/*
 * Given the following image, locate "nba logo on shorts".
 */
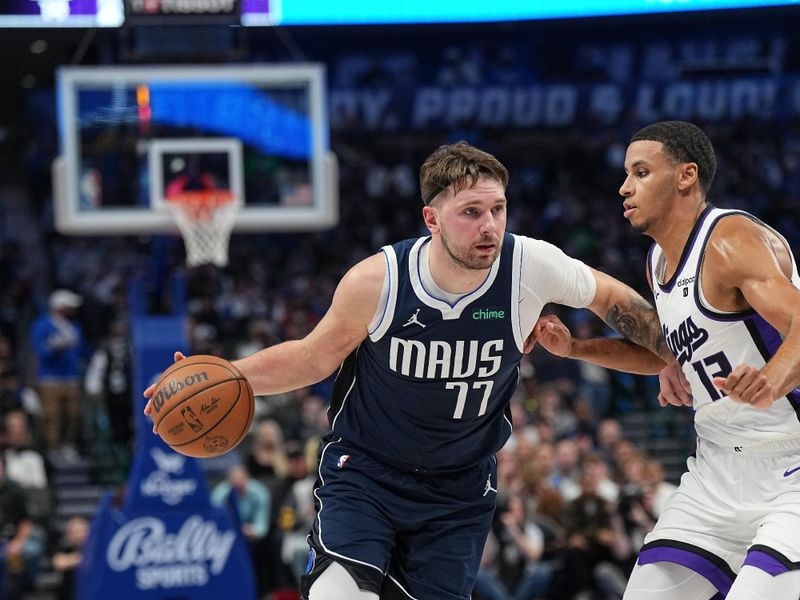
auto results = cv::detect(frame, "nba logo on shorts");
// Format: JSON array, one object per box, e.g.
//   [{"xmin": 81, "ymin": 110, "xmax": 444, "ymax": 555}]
[{"xmin": 337, "ymin": 454, "xmax": 351, "ymax": 469}]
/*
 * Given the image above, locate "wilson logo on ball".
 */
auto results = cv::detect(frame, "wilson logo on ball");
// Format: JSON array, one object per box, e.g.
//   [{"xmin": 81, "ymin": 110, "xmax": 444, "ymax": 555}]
[
  {"xmin": 152, "ymin": 371, "xmax": 210, "ymax": 413},
  {"xmin": 151, "ymin": 355, "xmax": 255, "ymax": 459}
]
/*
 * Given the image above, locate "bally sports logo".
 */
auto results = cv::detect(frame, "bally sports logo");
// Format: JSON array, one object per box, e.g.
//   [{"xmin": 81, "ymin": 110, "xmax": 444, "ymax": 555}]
[
  {"xmin": 107, "ymin": 516, "xmax": 236, "ymax": 590},
  {"xmin": 151, "ymin": 372, "xmax": 210, "ymax": 413}
]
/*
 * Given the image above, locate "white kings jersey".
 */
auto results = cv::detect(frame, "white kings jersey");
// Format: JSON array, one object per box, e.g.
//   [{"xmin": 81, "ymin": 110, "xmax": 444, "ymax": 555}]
[{"xmin": 648, "ymin": 206, "xmax": 800, "ymax": 447}]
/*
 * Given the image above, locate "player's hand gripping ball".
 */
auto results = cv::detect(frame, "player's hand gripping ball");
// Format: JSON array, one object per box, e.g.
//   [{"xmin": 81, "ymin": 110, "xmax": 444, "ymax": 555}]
[{"xmin": 149, "ymin": 355, "xmax": 254, "ymax": 458}]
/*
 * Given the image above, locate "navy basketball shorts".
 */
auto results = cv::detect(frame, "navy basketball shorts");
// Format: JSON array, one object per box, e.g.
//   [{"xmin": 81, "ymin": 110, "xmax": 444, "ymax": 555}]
[{"xmin": 300, "ymin": 435, "xmax": 498, "ymax": 600}]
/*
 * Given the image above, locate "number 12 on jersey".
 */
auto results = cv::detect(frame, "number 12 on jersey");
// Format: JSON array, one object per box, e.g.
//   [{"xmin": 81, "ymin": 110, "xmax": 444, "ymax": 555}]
[{"xmin": 447, "ymin": 381, "xmax": 495, "ymax": 419}]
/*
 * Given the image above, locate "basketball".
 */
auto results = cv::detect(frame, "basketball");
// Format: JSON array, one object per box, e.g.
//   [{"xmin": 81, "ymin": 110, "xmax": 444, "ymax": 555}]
[{"xmin": 150, "ymin": 355, "xmax": 254, "ymax": 458}]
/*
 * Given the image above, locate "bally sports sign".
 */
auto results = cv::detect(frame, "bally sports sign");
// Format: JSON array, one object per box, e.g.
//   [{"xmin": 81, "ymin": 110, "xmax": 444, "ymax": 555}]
[
  {"xmin": 107, "ymin": 516, "xmax": 236, "ymax": 590},
  {"xmin": 75, "ymin": 353, "xmax": 256, "ymax": 600}
]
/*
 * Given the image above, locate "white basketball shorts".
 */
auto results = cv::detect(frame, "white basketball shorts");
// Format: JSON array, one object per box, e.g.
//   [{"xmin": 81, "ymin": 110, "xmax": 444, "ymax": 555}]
[{"xmin": 636, "ymin": 436, "xmax": 800, "ymax": 597}]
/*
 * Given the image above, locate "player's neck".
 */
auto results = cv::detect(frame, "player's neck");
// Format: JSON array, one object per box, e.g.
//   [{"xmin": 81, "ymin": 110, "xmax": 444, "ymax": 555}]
[
  {"xmin": 427, "ymin": 240, "xmax": 492, "ymax": 294},
  {"xmin": 652, "ymin": 200, "xmax": 708, "ymax": 274}
]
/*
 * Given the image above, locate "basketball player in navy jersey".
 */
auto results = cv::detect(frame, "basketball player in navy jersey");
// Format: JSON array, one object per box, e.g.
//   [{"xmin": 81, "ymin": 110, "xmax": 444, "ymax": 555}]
[
  {"xmin": 533, "ymin": 121, "xmax": 800, "ymax": 600},
  {"xmin": 145, "ymin": 142, "xmax": 684, "ymax": 600}
]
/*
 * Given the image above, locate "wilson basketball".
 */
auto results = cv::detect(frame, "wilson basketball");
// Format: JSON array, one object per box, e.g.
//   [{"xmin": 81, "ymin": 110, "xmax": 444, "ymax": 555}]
[{"xmin": 150, "ymin": 355, "xmax": 254, "ymax": 458}]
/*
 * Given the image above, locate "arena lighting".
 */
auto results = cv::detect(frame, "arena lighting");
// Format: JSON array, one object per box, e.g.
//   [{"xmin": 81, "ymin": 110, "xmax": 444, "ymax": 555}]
[
  {"xmin": 269, "ymin": 0, "xmax": 798, "ymax": 24},
  {"xmin": 0, "ymin": 0, "xmax": 793, "ymax": 27},
  {"xmin": 0, "ymin": 0, "xmax": 124, "ymax": 27},
  {"xmin": 144, "ymin": 82, "xmax": 311, "ymax": 159}
]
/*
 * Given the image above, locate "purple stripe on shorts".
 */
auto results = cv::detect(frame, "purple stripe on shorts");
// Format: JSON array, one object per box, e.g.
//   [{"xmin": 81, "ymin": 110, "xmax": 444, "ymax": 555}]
[
  {"xmin": 638, "ymin": 546, "xmax": 734, "ymax": 596},
  {"xmin": 743, "ymin": 550, "xmax": 791, "ymax": 576}
]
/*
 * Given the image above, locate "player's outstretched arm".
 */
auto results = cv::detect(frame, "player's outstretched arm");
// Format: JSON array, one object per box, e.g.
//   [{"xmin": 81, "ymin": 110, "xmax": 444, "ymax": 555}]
[
  {"xmin": 585, "ymin": 269, "xmax": 673, "ymax": 366},
  {"xmin": 232, "ymin": 253, "xmax": 385, "ymax": 397},
  {"xmin": 706, "ymin": 217, "xmax": 800, "ymax": 409},
  {"xmin": 143, "ymin": 253, "xmax": 384, "ymax": 416},
  {"xmin": 530, "ymin": 314, "xmax": 665, "ymax": 375},
  {"xmin": 583, "ymin": 268, "xmax": 692, "ymax": 405},
  {"xmin": 529, "ymin": 314, "xmax": 690, "ymax": 407}
]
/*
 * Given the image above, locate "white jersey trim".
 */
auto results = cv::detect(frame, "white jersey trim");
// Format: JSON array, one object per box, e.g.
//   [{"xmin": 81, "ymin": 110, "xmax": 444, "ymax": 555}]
[
  {"xmin": 386, "ymin": 574, "xmax": 420, "ymax": 599},
  {"xmin": 312, "ymin": 437, "xmax": 385, "ymax": 575},
  {"xmin": 368, "ymin": 247, "xmax": 399, "ymax": 342},
  {"xmin": 510, "ymin": 235, "xmax": 525, "ymax": 353},
  {"xmin": 695, "ymin": 210, "xmax": 800, "ymax": 318},
  {"xmin": 408, "ymin": 237, "xmax": 501, "ymax": 320},
  {"xmin": 330, "ymin": 347, "xmax": 359, "ymax": 431},
  {"xmin": 504, "ymin": 367, "xmax": 519, "ymax": 433},
  {"xmin": 515, "ymin": 235, "xmax": 595, "ymax": 340}
]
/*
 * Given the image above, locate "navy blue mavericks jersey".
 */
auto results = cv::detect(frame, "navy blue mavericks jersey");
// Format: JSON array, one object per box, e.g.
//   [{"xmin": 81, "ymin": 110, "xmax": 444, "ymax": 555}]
[{"xmin": 328, "ymin": 233, "xmax": 524, "ymax": 473}]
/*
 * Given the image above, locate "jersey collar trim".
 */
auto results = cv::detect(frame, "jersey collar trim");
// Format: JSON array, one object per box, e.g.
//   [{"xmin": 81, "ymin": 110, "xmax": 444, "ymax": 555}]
[
  {"xmin": 409, "ymin": 237, "xmax": 501, "ymax": 320},
  {"xmin": 656, "ymin": 204, "xmax": 714, "ymax": 293}
]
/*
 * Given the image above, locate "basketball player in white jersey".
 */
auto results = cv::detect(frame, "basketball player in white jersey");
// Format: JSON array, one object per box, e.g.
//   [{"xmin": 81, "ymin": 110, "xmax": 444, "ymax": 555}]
[
  {"xmin": 533, "ymin": 121, "xmax": 800, "ymax": 600},
  {"xmin": 145, "ymin": 141, "xmax": 690, "ymax": 600}
]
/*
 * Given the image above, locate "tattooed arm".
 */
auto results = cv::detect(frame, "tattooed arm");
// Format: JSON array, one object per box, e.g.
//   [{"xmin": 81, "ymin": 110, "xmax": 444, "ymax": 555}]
[
  {"xmin": 570, "ymin": 268, "xmax": 672, "ymax": 374},
  {"xmin": 531, "ymin": 314, "xmax": 692, "ymax": 412},
  {"xmin": 526, "ymin": 262, "xmax": 690, "ymax": 404},
  {"xmin": 588, "ymin": 269, "xmax": 670, "ymax": 358},
  {"xmin": 528, "ymin": 267, "xmax": 691, "ymax": 404}
]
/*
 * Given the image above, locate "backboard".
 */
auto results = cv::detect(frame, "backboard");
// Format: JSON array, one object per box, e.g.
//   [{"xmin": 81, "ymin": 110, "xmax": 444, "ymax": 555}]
[{"xmin": 54, "ymin": 64, "xmax": 337, "ymax": 235}]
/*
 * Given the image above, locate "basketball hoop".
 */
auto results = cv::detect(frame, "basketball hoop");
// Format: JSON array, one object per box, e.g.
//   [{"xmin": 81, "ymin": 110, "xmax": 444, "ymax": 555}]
[{"xmin": 165, "ymin": 190, "xmax": 240, "ymax": 267}]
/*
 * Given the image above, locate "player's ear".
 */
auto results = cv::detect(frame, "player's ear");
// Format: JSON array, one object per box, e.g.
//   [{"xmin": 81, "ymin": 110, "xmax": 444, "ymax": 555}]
[
  {"xmin": 678, "ymin": 162, "xmax": 699, "ymax": 192},
  {"xmin": 423, "ymin": 205, "xmax": 440, "ymax": 234}
]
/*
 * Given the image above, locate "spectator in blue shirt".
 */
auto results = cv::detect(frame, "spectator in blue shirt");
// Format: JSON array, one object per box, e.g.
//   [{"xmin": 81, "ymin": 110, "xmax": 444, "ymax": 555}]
[
  {"xmin": 29, "ymin": 290, "xmax": 86, "ymax": 456},
  {"xmin": 211, "ymin": 464, "xmax": 272, "ymax": 595}
]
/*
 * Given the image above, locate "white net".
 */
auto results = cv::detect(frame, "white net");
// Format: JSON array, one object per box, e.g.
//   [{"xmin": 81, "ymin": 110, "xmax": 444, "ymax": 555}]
[{"xmin": 165, "ymin": 191, "xmax": 239, "ymax": 267}]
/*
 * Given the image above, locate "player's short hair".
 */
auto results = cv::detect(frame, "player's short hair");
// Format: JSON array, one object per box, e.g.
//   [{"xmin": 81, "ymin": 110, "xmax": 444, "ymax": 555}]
[
  {"xmin": 631, "ymin": 121, "xmax": 717, "ymax": 194},
  {"xmin": 419, "ymin": 141, "xmax": 509, "ymax": 205}
]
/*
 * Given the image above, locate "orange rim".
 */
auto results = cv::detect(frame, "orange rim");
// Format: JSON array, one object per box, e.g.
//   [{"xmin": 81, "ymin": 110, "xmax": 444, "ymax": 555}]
[
  {"xmin": 166, "ymin": 190, "xmax": 235, "ymax": 205},
  {"xmin": 166, "ymin": 190, "xmax": 237, "ymax": 221}
]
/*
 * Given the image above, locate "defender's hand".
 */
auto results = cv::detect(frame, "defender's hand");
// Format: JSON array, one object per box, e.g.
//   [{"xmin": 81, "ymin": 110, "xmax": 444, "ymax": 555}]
[
  {"xmin": 526, "ymin": 314, "xmax": 573, "ymax": 356},
  {"xmin": 713, "ymin": 365, "xmax": 775, "ymax": 410},
  {"xmin": 143, "ymin": 352, "xmax": 186, "ymax": 430},
  {"xmin": 658, "ymin": 362, "xmax": 693, "ymax": 407}
]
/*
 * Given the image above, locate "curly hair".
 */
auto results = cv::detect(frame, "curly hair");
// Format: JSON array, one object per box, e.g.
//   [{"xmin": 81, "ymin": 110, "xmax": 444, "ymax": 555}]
[{"xmin": 631, "ymin": 121, "xmax": 717, "ymax": 194}]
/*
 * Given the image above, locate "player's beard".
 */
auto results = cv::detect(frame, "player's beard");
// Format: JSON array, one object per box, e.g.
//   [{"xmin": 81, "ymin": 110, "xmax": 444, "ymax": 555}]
[
  {"xmin": 440, "ymin": 228, "xmax": 500, "ymax": 270},
  {"xmin": 628, "ymin": 211, "xmax": 654, "ymax": 235},
  {"xmin": 630, "ymin": 218, "xmax": 651, "ymax": 234}
]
